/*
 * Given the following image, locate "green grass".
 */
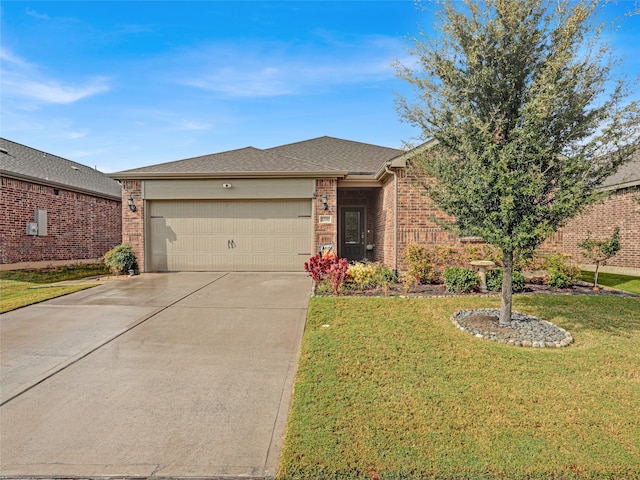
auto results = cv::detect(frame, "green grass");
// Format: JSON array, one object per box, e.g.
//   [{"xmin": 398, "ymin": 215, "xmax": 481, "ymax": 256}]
[
  {"xmin": 0, "ymin": 264, "xmax": 109, "ymax": 313},
  {"xmin": 279, "ymin": 296, "xmax": 640, "ymax": 479},
  {"xmin": 579, "ymin": 271, "xmax": 640, "ymax": 295}
]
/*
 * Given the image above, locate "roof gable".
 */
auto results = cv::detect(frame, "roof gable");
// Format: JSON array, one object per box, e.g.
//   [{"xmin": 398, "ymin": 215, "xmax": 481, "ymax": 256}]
[
  {"xmin": 266, "ymin": 136, "xmax": 401, "ymax": 174},
  {"xmin": 0, "ymin": 138, "xmax": 121, "ymax": 200}
]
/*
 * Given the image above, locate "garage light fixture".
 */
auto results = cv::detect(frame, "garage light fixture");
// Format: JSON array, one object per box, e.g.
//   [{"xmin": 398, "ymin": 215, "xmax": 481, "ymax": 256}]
[
  {"xmin": 321, "ymin": 194, "xmax": 328, "ymax": 210},
  {"xmin": 127, "ymin": 195, "xmax": 137, "ymax": 212}
]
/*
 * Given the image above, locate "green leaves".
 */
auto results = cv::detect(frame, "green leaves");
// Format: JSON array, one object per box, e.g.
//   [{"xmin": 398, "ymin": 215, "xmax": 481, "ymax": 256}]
[{"xmin": 398, "ymin": 0, "xmax": 639, "ymax": 256}]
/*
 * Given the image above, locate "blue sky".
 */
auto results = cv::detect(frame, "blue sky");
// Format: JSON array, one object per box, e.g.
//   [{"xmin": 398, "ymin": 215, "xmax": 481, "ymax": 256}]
[{"xmin": 1, "ymin": 1, "xmax": 638, "ymax": 173}]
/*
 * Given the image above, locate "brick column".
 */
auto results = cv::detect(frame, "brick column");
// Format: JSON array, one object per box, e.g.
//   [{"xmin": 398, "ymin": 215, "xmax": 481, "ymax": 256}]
[
  {"xmin": 314, "ymin": 179, "xmax": 338, "ymax": 255},
  {"xmin": 121, "ymin": 180, "xmax": 145, "ymax": 271}
]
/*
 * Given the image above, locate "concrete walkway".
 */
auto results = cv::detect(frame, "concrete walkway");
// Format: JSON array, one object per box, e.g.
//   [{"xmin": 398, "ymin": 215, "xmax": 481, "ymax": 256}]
[{"xmin": 0, "ymin": 272, "xmax": 311, "ymax": 479}]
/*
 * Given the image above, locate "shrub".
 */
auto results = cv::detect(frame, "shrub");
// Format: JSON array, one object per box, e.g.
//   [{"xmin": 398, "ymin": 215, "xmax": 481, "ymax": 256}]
[
  {"xmin": 543, "ymin": 253, "xmax": 580, "ymax": 287},
  {"xmin": 305, "ymin": 254, "xmax": 349, "ymax": 295},
  {"xmin": 443, "ymin": 267, "xmax": 478, "ymax": 294},
  {"xmin": 461, "ymin": 244, "xmax": 502, "ymax": 266},
  {"xmin": 486, "ymin": 268, "xmax": 526, "ymax": 293},
  {"xmin": 548, "ymin": 271, "xmax": 571, "ymax": 289},
  {"xmin": 347, "ymin": 262, "xmax": 379, "ymax": 290},
  {"xmin": 578, "ymin": 227, "xmax": 621, "ymax": 288},
  {"xmin": 375, "ymin": 266, "xmax": 397, "ymax": 285},
  {"xmin": 328, "ymin": 258, "xmax": 349, "ymax": 295},
  {"xmin": 304, "ymin": 254, "xmax": 333, "ymax": 284},
  {"xmin": 346, "ymin": 262, "xmax": 398, "ymax": 290},
  {"xmin": 404, "ymin": 245, "xmax": 436, "ymax": 284},
  {"xmin": 104, "ymin": 244, "xmax": 138, "ymax": 275}
]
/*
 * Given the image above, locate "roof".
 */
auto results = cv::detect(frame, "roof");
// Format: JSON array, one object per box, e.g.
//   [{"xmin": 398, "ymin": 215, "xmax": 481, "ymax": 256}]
[
  {"xmin": 0, "ymin": 138, "xmax": 121, "ymax": 200},
  {"xmin": 266, "ymin": 136, "xmax": 401, "ymax": 174},
  {"xmin": 601, "ymin": 150, "xmax": 640, "ymax": 190},
  {"xmin": 110, "ymin": 136, "xmax": 400, "ymax": 180}
]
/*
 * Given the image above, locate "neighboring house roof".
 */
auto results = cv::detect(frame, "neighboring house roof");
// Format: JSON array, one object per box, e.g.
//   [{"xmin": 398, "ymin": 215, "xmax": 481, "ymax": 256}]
[
  {"xmin": 0, "ymin": 138, "xmax": 122, "ymax": 200},
  {"xmin": 110, "ymin": 136, "xmax": 400, "ymax": 180},
  {"xmin": 601, "ymin": 150, "xmax": 640, "ymax": 190}
]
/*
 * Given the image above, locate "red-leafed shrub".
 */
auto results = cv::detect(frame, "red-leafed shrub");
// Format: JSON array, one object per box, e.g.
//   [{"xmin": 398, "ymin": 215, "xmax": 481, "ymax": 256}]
[
  {"xmin": 304, "ymin": 254, "xmax": 350, "ymax": 295},
  {"xmin": 327, "ymin": 258, "xmax": 349, "ymax": 295},
  {"xmin": 304, "ymin": 254, "xmax": 333, "ymax": 284}
]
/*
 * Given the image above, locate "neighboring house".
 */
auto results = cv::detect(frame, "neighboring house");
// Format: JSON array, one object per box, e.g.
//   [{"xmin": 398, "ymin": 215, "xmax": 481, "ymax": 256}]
[
  {"xmin": 111, "ymin": 136, "xmax": 456, "ymax": 272},
  {"xmin": 0, "ymin": 138, "xmax": 122, "ymax": 268},
  {"xmin": 542, "ymin": 152, "xmax": 640, "ymax": 272},
  {"xmin": 111, "ymin": 136, "xmax": 639, "ymax": 274}
]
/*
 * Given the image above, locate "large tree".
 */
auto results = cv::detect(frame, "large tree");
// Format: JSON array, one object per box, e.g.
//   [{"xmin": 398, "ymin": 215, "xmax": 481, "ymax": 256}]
[{"xmin": 396, "ymin": 0, "xmax": 639, "ymax": 325}]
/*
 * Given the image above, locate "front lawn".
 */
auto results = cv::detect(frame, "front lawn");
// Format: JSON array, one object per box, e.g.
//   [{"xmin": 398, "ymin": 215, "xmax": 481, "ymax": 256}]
[
  {"xmin": 278, "ymin": 296, "xmax": 640, "ymax": 479},
  {"xmin": 0, "ymin": 264, "xmax": 109, "ymax": 313},
  {"xmin": 579, "ymin": 271, "xmax": 640, "ymax": 295}
]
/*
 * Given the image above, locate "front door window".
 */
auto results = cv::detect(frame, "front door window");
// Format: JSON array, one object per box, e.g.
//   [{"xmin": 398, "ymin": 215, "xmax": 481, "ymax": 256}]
[{"xmin": 340, "ymin": 207, "xmax": 365, "ymax": 262}]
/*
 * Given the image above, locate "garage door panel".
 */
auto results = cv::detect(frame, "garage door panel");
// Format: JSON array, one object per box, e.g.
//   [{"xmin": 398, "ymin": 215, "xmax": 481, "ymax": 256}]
[{"xmin": 149, "ymin": 199, "xmax": 311, "ymax": 271}]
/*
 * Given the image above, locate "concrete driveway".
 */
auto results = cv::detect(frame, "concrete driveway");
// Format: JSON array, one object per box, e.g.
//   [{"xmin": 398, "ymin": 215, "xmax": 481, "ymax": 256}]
[{"xmin": 0, "ymin": 272, "xmax": 311, "ymax": 479}]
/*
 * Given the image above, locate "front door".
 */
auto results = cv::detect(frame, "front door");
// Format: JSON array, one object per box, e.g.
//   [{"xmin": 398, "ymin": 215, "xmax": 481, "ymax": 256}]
[{"xmin": 340, "ymin": 207, "xmax": 366, "ymax": 262}]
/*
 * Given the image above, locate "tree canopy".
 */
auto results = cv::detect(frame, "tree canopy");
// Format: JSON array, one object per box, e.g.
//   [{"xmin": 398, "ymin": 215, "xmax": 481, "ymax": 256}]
[{"xmin": 396, "ymin": 0, "xmax": 639, "ymax": 324}]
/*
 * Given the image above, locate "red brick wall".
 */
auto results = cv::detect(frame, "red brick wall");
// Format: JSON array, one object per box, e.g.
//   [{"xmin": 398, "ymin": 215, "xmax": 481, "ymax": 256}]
[
  {"xmin": 121, "ymin": 180, "xmax": 145, "ymax": 271},
  {"xmin": 395, "ymin": 169, "xmax": 459, "ymax": 271},
  {"xmin": 0, "ymin": 176, "xmax": 121, "ymax": 265},
  {"xmin": 541, "ymin": 187, "xmax": 640, "ymax": 269},
  {"xmin": 313, "ymin": 179, "xmax": 338, "ymax": 255},
  {"xmin": 373, "ymin": 174, "xmax": 397, "ymax": 268}
]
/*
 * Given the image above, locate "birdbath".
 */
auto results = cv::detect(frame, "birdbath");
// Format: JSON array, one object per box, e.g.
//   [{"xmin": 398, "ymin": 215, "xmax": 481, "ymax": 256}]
[{"xmin": 470, "ymin": 260, "xmax": 495, "ymax": 293}]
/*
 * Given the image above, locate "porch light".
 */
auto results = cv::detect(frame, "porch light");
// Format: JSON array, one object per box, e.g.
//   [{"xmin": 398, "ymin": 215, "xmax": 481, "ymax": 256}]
[
  {"xmin": 127, "ymin": 195, "xmax": 137, "ymax": 212},
  {"xmin": 321, "ymin": 194, "xmax": 328, "ymax": 210}
]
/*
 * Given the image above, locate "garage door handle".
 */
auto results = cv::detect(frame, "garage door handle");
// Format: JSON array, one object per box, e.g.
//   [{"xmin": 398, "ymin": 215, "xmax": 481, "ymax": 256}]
[{"xmin": 228, "ymin": 240, "xmax": 236, "ymax": 249}]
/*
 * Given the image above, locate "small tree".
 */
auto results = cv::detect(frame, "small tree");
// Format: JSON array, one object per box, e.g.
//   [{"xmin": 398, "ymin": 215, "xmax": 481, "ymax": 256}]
[
  {"xmin": 396, "ymin": 0, "xmax": 639, "ymax": 325},
  {"xmin": 578, "ymin": 227, "xmax": 621, "ymax": 289}
]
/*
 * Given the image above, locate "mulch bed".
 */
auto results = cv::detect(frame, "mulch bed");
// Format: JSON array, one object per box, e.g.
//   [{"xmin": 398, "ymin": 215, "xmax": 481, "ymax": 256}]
[{"xmin": 337, "ymin": 280, "xmax": 638, "ymax": 298}]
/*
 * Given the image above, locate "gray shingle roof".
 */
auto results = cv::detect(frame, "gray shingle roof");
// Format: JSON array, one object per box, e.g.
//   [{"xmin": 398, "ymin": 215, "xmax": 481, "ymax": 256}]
[
  {"xmin": 111, "ymin": 136, "xmax": 401, "ymax": 179},
  {"xmin": 0, "ymin": 138, "xmax": 121, "ymax": 200},
  {"xmin": 113, "ymin": 146, "xmax": 343, "ymax": 176},
  {"xmin": 266, "ymin": 136, "xmax": 401, "ymax": 174},
  {"xmin": 601, "ymin": 150, "xmax": 640, "ymax": 189}
]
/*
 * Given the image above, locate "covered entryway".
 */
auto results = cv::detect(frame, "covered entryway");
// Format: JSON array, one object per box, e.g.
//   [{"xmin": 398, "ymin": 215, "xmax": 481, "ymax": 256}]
[{"xmin": 149, "ymin": 199, "xmax": 312, "ymax": 271}]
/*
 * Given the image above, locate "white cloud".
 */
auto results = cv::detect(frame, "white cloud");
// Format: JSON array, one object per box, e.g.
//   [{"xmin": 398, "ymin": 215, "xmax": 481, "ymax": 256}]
[
  {"xmin": 25, "ymin": 8, "xmax": 50, "ymax": 20},
  {"xmin": 4, "ymin": 77, "xmax": 110, "ymax": 104},
  {"xmin": 173, "ymin": 35, "xmax": 403, "ymax": 98},
  {"xmin": 0, "ymin": 47, "xmax": 110, "ymax": 105}
]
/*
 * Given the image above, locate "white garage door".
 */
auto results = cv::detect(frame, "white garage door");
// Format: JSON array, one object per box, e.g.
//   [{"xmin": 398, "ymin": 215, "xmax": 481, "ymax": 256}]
[{"xmin": 149, "ymin": 199, "xmax": 312, "ymax": 271}]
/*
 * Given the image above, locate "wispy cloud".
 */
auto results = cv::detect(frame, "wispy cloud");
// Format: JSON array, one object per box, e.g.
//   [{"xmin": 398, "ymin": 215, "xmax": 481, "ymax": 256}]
[
  {"xmin": 25, "ymin": 7, "xmax": 50, "ymax": 20},
  {"xmin": 0, "ymin": 47, "xmax": 110, "ymax": 105},
  {"xmin": 173, "ymin": 34, "xmax": 404, "ymax": 98}
]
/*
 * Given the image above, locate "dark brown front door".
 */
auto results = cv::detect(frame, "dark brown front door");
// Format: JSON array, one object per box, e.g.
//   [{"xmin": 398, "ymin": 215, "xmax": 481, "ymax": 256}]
[{"xmin": 340, "ymin": 207, "xmax": 365, "ymax": 262}]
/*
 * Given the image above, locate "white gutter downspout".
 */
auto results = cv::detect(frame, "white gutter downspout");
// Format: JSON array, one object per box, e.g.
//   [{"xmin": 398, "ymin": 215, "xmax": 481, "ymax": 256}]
[{"xmin": 384, "ymin": 162, "xmax": 399, "ymax": 275}]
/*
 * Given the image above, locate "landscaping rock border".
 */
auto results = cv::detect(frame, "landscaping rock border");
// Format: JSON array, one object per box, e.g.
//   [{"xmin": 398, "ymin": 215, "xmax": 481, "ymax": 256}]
[{"xmin": 451, "ymin": 309, "xmax": 574, "ymax": 348}]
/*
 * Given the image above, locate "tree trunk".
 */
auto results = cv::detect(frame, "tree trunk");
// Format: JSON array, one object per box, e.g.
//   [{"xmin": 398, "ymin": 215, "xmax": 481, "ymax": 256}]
[
  {"xmin": 593, "ymin": 262, "xmax": 600, "ymax": 288},
  {"xmin": 499, "ymin": 250, "xmax": 513, "ymax": 326}
]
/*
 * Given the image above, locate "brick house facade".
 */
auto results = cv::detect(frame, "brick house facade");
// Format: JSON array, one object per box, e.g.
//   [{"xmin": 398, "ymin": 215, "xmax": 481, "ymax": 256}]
[
  {"xmin": 1, "ymin": 138, "xmax": 122, "ymax": 268},
  {"xmin": 541, "ymin": 186, "xmax": 639, "ymax": 271},
  {"xmin": 113, "ymin": 137, "xmax": 638, "ymax": 275}
]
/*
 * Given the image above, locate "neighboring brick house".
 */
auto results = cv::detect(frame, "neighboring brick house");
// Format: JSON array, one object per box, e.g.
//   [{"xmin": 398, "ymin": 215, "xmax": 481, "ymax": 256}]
[
  {"xmin": 110, "ymin": 136, "xmax": 638, "ymax": 274},
  {"xmin": 541, "ymin": 153, "xmax": 640, "ymax": 273},
  {"xmin": 0, "ymin": 138, "xmax": 122, "ymax": 268}
]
